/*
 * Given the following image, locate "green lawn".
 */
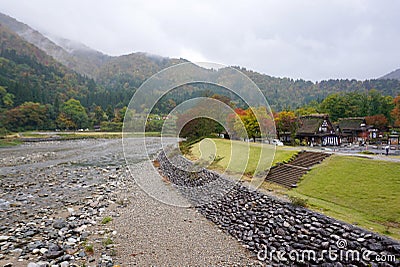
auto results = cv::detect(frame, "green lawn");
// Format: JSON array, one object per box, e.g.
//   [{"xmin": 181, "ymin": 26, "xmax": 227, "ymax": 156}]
[
  {"xmin": 189, "ymin": 138, "xmax": 299, "ymax": 176},
  {"xmin": 289, "ymin": 155, "xmax": 400, "ymax": 239}
]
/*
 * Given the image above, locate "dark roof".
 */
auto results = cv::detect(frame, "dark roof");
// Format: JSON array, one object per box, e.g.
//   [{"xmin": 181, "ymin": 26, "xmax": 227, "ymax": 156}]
[
  {"xmin": 297, "ymin": 114, "xmax": 330, "ymax": 135},
  {"xmin": 338, "ymin": 117, "xmax": 366, "ymax": 131}
]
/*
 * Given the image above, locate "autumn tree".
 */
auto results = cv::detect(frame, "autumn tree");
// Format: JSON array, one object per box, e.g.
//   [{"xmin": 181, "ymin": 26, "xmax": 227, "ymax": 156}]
[
  {"xmin": 114, "ymin": 106, "xmax": 127, "ymax": 123},
  {"xmin": 233, "ymin": 108, "xmax": 259, "ymax": 141},
  {"xmin": 274, "ymin": 111, "xmax": 300, "ymax": 144},
  {"xmin": 4, "ymin": 102, "xmax": 48, "ymax": 131},
  {"xmin": 365, "ymin": 114, "xmax": 389, "ymax": 130},
  {"xmin": 392, "ymin": 95, "xmax": 400, "ymax": 127},
  {"xmin": 230, "ymin": 107, "xmax": 273, "ymax": 142},
  {"xmin": 90, "ymin": 105, "xmax": 107, "ymax": 125}
]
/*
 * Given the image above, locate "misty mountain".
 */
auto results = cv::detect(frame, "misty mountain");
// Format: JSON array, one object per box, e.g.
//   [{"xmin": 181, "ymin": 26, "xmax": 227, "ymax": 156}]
[
  {"xmin": 0, "ymin": 23, "xmax": 100, "ymax": 107},
  {"xmin": 1, "ymin": 11, "xmax": 399, "ymax": 112},
  {"xmin": 0, "ymin": 12, "xmax": 184, "ymax": 81},
  {"xmin": 0, "ymin": 12, "xmax": 110, "ymax": 77},
  {"xmin": 380, "ymin": 68, "xmax": 400, "ymax": 80}
]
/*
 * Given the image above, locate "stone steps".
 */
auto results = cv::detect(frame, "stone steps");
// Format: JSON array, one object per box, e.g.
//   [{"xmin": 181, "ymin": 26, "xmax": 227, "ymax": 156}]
[{"xmin": 265, "ymin": 151, "xmax": 331, "ymax": 187}]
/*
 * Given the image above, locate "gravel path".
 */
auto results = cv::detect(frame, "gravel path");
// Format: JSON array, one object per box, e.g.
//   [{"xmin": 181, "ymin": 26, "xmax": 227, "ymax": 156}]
[{"xmin": 113, "ymin": 161, "xmax": 259, "ymax": 266}]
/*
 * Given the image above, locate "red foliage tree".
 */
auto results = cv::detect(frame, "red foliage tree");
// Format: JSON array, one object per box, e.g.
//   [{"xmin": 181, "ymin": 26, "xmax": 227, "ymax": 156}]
[
  {"xmin": 365, "ymin": 114, "xmax": 389, "ymax": 130},
  {"xmin": 391, "ymin": 96, "xmax": 400, "ymax": 127}
]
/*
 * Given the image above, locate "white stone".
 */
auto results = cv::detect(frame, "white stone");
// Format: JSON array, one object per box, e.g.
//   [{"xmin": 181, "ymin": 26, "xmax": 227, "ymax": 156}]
[
  {"xmin": 37, "ymin": 262, "xmax": 50, "ymax": 267},
  {"xmin": 11, "ymin": 248, "xmax": 22, "ymax": 254},
  {"xmin": 75, "ymin": 225, "xmax": 87, "ymax": 233},
  {"xmin": 67, "ymin": 237, "xmax": 77, "ymax": 243},
  {"xmin": 39, "ymin": 248, "xmax": 48, "ymax": 254},
  {"xmin": 0, "ymin": 236, "xmax": 10, "ymax": 242}
]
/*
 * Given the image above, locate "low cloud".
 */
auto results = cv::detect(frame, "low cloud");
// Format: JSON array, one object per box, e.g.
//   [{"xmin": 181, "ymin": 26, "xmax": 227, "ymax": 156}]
[{"xmin": 1, "ymin": 0, "xmax": 399, "ymax": 80}]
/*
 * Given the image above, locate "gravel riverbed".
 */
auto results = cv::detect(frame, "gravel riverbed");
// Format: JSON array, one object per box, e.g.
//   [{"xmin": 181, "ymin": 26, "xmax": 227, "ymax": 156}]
[{"xmin": 0, "ymin": 139, "xmax": 259, "ymax": 267}]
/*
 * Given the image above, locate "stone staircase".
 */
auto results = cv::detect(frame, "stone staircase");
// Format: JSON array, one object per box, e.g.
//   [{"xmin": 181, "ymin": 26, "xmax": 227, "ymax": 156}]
[{"xmin": 265, "ymin": 151, "xmax": 331, "ymax": 188}]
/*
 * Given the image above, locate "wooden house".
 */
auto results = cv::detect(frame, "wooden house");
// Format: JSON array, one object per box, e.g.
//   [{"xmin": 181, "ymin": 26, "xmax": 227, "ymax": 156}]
[
  {"xmin": 338, "ymin": 117, "xmax": 370, "ymax": 144},
  {"xmin": 296, "ymin": 114, "xmax": 339, "ymax": 146}
]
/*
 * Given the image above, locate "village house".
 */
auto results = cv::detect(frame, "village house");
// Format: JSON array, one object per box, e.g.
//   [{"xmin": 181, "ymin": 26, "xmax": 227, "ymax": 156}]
[
  {"xmin": 337, "ymin": 117, "xmax": 370, "ymax": 145},
  {"xmin": 296, "ymin": 114, "xmax": 339, "ymax": 146}
]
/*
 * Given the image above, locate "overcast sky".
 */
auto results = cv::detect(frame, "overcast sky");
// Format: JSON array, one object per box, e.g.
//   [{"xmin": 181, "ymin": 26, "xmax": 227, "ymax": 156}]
[{"xmin": 0, "ymin": 0, "xmax": 399, "ymax": 81}]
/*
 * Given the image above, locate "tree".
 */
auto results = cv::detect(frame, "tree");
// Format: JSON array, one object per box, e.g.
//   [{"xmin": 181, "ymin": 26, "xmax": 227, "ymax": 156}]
[
  {"xmin": 114, "ymin": 106, "xmax": 127, "ymax": 123},
  {"xmin": 365, "ymin": 114, "xmax": 389, "ymax": 131},
  {"xmin": 0, "ymin": 86, "xmax": 15, "ymax": 109},
  {"xmin": 230, "ymin": 107, "xmax": 273, "ymax": 142},
  {"xmin": 176, "ymin": 97, "xmax": 232, "ymax": 140},
  {"xmin": 274, "ymin": 111, "xmax": 300, "ymax": 144},
  {"xmin": 106, "ymin": 105, "xmax": 115, "ymax": 121},
  {"xmin": 319, "ymin": 94, "xmax": 348, "ymax": 122},
  {"xmin": 4, "ymin": 102, "xmax": 48, "ymax": 131},
  {"xmin": 57, "ymin": 98, "xmax": 89, "ymax": 130},
  {"xmin": 391, "ymin": 95, "xmax": 400, "ymax": 127},
  {"xmin": 294, "ymin": 106, "xmax": 318, "ymax": 116},
  {"xmin": 91, "ymin": 105, "xmax": 107, "ymax": 125},
  {"xmin": 211, "ymin": 94, "xmax": 233, "ymax": 107},
  {"xmin": 178, "ymin": 117, "xmax": 221, "ymax": 140},
  {"xmin": 234, "ymin": 108, "xmax": 260, "ymax": 142}
]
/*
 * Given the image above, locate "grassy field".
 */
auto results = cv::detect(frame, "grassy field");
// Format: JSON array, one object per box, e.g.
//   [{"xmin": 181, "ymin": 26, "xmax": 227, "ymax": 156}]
[
  {"xmin": 0, "ymin": 131, "xmax": 164, "ymax": 148},
  {"xmin": 59, "ymin": 132, "xmax": 123, "ymax": 139},
  {"xmin": 289, "ymin": 155, "xmax": 400, "ymax": 239},
  {"xmin": 60, "ymin": 131, "xmax": 163, "ymax": 138},
  {"xmin": 189, "ymin": 138, "xmax": 400, "ymax": 239},
  {"xmin": 0, "ymin": 138, "xmax": 22, "ymax": 147},
  {"xmin": 189, "ymin": 138, "xmax": 299, "ymax": 176}
]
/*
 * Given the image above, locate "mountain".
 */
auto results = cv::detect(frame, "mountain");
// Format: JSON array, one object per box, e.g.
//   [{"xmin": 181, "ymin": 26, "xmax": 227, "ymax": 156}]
[
  {"xmin": 0, "ymin": 12, "xmax": 184, "ymax": 83},
  {"xmin": 0, "ymin": 23, "xmax": 99, "ymax": 107},
  {"xmin": 1, "ymin": 12, "xmax": 399, "ymax": 112},
  {"xmin": 380, "ymin": 68, "xmax": 400, "ymax": 80},
  {"xmin": 237, "ymin": 67, "xmax": 400, "ymax": 110},
  {"xmin": 0, "ymin": 12, "xmax": 110, "ymax": 77}
]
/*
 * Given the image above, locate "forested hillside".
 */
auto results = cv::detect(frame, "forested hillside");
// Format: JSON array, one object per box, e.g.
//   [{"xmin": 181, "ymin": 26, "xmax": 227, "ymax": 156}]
[
  {"xmin": 0, "ymin": 24, "xmax": 99, "ymax": 106},
  {"xmin": 0, "ymin": 12, "xmax": 400, "ymax": 132},
  {"xmin": 2, "ymin": 11, "xmax": 400, "ymax": 112},
  {"xmin": 238, "ymin": 67, "xmax": 400, "ymax": 110}
]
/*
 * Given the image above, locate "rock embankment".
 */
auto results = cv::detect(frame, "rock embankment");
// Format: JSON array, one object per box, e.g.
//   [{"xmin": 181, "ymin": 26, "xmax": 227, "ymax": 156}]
[{"xmin": 157, "ymin": 151, "xmax": 400, "ymax": 266}]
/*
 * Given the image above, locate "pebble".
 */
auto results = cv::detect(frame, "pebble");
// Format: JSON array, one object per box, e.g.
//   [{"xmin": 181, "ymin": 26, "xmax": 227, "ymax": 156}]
[{"xmin": 0, "ymin": 236, "xmax": 10, "ymax": 242}]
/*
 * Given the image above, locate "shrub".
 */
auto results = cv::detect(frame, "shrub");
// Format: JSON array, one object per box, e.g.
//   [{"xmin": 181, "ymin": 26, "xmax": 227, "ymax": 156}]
[
  {"xmin": 101, "ymin": 216, "xmax": 113, "ymax": 224},
  {"xmin": 84, "ymin": 243, "xmax": 94, "ymax": 254},
  {"xmin": 289, "ymin": 195, "xmax": 308, "ymax": 207},
  {"xmin": 102, "ymin": 237, "xmax": 114, "ymax": 246}
]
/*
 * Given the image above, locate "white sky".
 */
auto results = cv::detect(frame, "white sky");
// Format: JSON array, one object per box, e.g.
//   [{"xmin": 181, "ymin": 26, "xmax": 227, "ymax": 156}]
[{"xmin": 0, "ymin": 0, "xmax": 399, "ymax": 81}]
